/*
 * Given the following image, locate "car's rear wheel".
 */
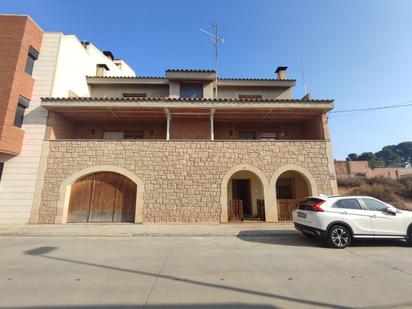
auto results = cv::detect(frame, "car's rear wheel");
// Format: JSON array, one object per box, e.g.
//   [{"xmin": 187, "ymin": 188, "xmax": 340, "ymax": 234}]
[{"xmin": 327, "ymin": 225, "xmax": 351, "ymax": 249}]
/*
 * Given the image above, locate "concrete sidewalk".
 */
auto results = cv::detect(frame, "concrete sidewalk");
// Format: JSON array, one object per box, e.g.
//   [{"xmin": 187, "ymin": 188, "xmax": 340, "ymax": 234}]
[{"xmin": 0, "ymin": 222, "xmax": 296, "ymax": 237}]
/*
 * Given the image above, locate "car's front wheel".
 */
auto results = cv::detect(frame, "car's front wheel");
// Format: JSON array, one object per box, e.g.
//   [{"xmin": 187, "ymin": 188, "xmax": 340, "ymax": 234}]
[
  {"xmin": 407, "ymin": 228, "xmax": 412, "ymax": 246},
  {"xmin": 327, "ymin": 225, "xmax": 351, "ymax": 249}
]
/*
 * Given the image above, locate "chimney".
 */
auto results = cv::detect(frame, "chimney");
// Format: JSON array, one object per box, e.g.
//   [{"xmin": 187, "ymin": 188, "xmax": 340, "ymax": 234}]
[
  {"xmin": 103, "ymin": 51, "xmax": 114, "ymax": 61},
  {"xmin": 275, "ymin": 66, "xmax": 288, "ymax": 80}
]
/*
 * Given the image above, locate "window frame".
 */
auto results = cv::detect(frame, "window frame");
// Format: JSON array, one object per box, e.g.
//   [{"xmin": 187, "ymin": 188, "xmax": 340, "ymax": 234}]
[
  {"xmin": 360, "ymin": 198, "xmax": 389, "ymax": 212},
  {"xmin": 180, "ymin": 83, "xmax": 203, "ymax": 99},
  {"xmin": 122, "ymin": 93, "xmax": 147, "ymax": 98},
  {"xmin": 332, "ymin": 198, "xmax": 364, "ymax": 210},
  {"xmin": 261, "ymin": 132, "xmax": 277, "ymax": 140},
  {"xmin": 24, "ymin": 46, "xmax": 39, "ymax": 76},
  {"xmin": 239, "ymin": 94, "xmax": 263, "ymax": 99},
  {"xmin": 239, "ymin": 131, "xmax": 257, "ymax": 140},
  {"xmin": 0, "ymin": 162, "xmax": 4, "ymax": 182},
  {"xmin": 13, "ymin": 96, "xmax": 30, "ymax": 128},
  {"xmin": 124, "ymin": 130, "xmax": 145, "ymax": 139}
]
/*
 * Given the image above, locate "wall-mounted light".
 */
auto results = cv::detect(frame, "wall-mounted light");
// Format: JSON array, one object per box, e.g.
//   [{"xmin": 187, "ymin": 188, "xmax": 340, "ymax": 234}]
[
  {"xmin": 90, "ymin": 129, "xmax": 95, "ymax": 135},
  {"xmin": 150, "ymin": 130, "xmax": 154, "ymax": 135},
  {"xmin": 229, "ymin": 129, "xmax": 233, "ymax": 136}
]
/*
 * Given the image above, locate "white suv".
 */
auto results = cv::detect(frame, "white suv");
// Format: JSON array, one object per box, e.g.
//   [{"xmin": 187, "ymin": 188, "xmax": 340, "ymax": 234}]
[{"xmin": 292, "ymin": 195, "xmax": 412, "ymax": 248}]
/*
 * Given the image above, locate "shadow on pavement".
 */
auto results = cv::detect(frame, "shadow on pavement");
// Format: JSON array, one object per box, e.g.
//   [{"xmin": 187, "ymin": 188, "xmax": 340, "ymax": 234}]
[
  {"xmin": 23, "ymin": 246, "xmax": 350, "ymax": 309},
  {"xmin": 237, "ymin": 231, "xmax": 322, "ymax": 247},
  {"xmin": 237, "ymin": 230, "xmax": 410, "ymax": 248},
  {"xmin": 5, "ymin": 304, "xmax": 278, "ymax": 309}
]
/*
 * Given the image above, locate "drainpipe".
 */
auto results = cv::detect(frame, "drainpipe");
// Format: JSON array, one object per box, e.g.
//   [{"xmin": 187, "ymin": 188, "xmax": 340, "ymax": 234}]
[
  {"xmin": 210, "ymin": 109, "xmax": 215, "ymax": 140},
  {"xmin": 164, "ymin": 108, "xmax": 171, "ymax": 140}
]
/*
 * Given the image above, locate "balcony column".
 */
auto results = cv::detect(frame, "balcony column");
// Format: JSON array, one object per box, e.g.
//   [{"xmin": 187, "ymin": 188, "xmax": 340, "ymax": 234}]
[
  {"xmin": 164, "ymin": 108, "xmax": 171, "ymax": 140},
  {"xmin": 210, "ymin": 108, "xmax": 215, "ymax": 140}
]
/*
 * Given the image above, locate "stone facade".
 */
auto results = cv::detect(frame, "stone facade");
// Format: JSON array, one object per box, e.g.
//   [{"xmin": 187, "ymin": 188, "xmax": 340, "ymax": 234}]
[{"xmin": 36, "ymin": 140, "xmax": 335, "ymax": 224}]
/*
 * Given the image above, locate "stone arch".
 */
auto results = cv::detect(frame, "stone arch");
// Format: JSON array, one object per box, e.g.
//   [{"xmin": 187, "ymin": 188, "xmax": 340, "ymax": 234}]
[
  {"xmin": 220, "ymin": 164, "xmax": 272, "ymax": 222},
  {"xmin": 270, "ymin": 164, "xmax": 318, "ymax": 197},
  {"xmin": 55, "ymin": 165, "xmax": 145, "ymax": 224}
]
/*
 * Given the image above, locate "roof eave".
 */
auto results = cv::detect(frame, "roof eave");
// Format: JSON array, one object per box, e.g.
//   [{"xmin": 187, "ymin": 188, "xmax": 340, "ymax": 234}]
[{"xmin": 41, "ymin": 98, "xmax": 334, "ymax": 112}]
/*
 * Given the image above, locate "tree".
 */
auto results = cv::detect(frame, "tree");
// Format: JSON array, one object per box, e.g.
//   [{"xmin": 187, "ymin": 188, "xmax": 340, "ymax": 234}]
[
  {"xmin": 396, "ymin": 142, "xmax": 412, "ymax": 166},
  {"xmin": 346, "ymin": 153, "xmax": 358, "ymax": 161},
  {"xmin": 357, "ymin": 152, "xmax": 376, "ymax": 162},
  {"xmin": 376, "ymin": 146, "xmax": 402, "ymax": 167},
  {"xmin": 344, "ymin": 141, "xmax": 412, "ymax": 168}
]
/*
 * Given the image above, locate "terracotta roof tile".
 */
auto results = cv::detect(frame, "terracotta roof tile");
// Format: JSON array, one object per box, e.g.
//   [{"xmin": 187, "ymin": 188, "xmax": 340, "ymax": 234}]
[
  {"xmin": 42, "ymin": 97, "xmax": 333, "ymax": 103},
  {"xmin": 86, "ymin": 76, "xmax": 296, "ymax": 82},
  {"xmin": 165, "ymin": 69, "xmax": 216, "ymax": 73}
]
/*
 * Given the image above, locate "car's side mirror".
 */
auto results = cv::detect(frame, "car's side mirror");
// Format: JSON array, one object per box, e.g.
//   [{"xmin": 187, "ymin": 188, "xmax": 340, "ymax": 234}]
[{"xmin": 385, "ymin": 207, "xmax": 397, "ymax": 215}]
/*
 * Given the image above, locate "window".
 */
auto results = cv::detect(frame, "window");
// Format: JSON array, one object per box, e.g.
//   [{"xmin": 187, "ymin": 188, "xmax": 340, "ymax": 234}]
[
  {"xmin": 239, "ymin": 94, "xmax": 263, "ymax": 99},
  {"xmin": 0, "ymin": 162, "xmax": 4, "ymax": 182},
  {"xmin": 180, "ymin": 83, "xmax": 203, "ymax": 99},
  {"xmin": 124, "ymin": 131, "xmax": 144, "ymax": 139},
  {"xmin": 261, "ymin": 132, "xmax": 276, "ymax": 140},
  {"xmin": 276, "ymin": 178, "xmax": 295, "ymax": 199},
  {"xmin": 103, "ymin": 132, "xmax": 124, "ymax": 139},
  {"xmin": 24, "ymin": 46, "xmax": 39, "ymax": 76},
  {"xmin": 103, "ymin": 131, "xmax": 145, "ymax": 139},
  {"xmin": 122, "ymin": 93, "xmax": 147, "ymax": 98},
  {"xmin": 14, "ymin": 96, "xmax": 30, "ymax": 128},
  {"xmin": 362, "ymin": 198, "xmax": 388, "ymax": 211},
  {"xmin": 239, "ymin": 132, "xmax": 256, "ymax": 140},
  {"xmin": 333, "ymin": 199, "xmax": 362, "ymax": 210}
]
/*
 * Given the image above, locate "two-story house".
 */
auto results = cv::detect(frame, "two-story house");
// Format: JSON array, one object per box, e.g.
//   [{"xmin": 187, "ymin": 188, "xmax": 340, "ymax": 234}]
[{"xmin": 33, "ymin": 68, "xmax": 338, "ymax": 224}]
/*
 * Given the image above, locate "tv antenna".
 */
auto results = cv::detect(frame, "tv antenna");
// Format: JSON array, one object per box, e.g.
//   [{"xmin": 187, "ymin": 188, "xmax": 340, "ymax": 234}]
[
  {"xmin": 200, "ymin": 22, "xmax": 224, "ymax": 70},
  {"xmin": 300, "ymin": 59, "xmax": 308, "ymax": 96}
]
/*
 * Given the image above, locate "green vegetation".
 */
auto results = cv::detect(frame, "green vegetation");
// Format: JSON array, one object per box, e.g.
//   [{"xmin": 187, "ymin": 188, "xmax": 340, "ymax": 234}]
[
  {"xmin": 346, "ymin": 141, "xmax": 412, "ymax": 168},
  {"xmin": 337, "ymin": 175, "xmax": 412, "ymax": 210}
]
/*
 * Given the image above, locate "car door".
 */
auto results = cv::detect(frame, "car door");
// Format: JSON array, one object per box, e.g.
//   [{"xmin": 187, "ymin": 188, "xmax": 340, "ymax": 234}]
[
  {"xmin": 360, "ymin": 198, "xmax": 406, "ymax": 236},
  {"xmin": 330, "ymin": 198, "xmax": 374, "ymax": 235}
]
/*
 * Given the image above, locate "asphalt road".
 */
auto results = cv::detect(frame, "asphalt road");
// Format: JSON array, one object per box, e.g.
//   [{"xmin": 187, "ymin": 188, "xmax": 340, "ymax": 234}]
[{"xmin": 1, "ymin": 235, "xmax": 412, "ymax": 309}]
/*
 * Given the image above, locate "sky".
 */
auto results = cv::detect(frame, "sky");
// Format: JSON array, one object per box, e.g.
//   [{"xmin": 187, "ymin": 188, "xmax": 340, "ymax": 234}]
[{"xmin": 1, "ymin": 0, "xmax": 411, "ymax": 159}]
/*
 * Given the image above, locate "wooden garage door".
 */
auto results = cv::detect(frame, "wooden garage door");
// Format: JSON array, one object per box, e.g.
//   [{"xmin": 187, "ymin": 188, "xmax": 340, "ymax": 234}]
[{"xmin": 67, "ymin": 172, "xmax": 136, "ymax": 223}]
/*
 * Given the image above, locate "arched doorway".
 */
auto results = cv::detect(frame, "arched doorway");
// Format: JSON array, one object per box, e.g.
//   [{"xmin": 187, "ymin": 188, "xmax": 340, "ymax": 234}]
[
  {"xmin": 67, "ymin": 171, "xmax": 137, "ymax": 223},
  {"xmin": 275, "ymin": 170, "xmax": 312, "ymax": 221},
  {"xmin": 227, "ymin": 170, "xmax": 265, "ymax": 222}
]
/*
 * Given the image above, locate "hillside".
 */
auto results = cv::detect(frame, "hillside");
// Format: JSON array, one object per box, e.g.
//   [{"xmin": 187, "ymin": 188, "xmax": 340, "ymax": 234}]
[{"xmin": 337, "ymin": 176, "xmax": 412, "ymax": 210}]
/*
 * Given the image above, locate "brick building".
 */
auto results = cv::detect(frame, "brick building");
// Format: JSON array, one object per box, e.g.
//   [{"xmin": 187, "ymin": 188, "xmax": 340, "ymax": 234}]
[
  {"xmin": 0, "ymin": 15, "xmax": 338, "ymax": 224},
  {"xmin": 335, "ymin": 160, "xmax": 412, "ymax": 180}
]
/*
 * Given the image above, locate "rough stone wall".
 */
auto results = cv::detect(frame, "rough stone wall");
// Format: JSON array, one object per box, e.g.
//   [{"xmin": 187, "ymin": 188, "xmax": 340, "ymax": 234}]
[{"xmin": 38, "ymin": 140, "xmax": 334, "ymax": 224}]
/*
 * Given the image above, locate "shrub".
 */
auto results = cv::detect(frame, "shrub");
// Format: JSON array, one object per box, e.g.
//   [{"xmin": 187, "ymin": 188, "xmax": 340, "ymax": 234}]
[
  {"xmin": 398, "ymin": 182, "xmax": 412, "ymax": 199},
  {"xmin": 365, "ymin": 176, "xmax": 399, "ymax": 189},
  {"xmin": 350, "ymin": 184, "xmax": 406, "ymax": 209},
  {"xmin": 337, "ymin": 176, "xmax": 364, "ymax": 188}
]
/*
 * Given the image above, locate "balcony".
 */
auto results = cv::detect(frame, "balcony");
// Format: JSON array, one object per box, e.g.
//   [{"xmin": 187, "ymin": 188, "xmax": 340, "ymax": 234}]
[{"xmin": 42, "ymin": 97, "xmax": 332, "ymax": 141}]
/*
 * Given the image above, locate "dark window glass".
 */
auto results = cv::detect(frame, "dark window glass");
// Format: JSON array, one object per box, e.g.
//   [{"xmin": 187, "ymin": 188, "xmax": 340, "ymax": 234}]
[
  {"xmin": 124, "ymin": 131, "xmax": 144, "ymax": 139},
  {"xmin": 333, "ymin": 199, "xmax": 362, "ymax": 210},
  {"xmin": 0, "ymin": 162, "xmax": 4, "ymax": 181},
  {"xmin": 239, "ymin": 132, "xmax": 256, "ymax": 140},
  {"xmin": 14, "ymin": 96, "xmax": 30, "ymax": 128},
  {"xmin": 24, "ymin": 46, "xmax": 39, "ymax": 76},
  {"xmin": 239, "ymin": 94, "xmax": 263, "ymax": 99},
  {"xmin": 180, "ymin": 83, "xmax": 203, "ymax": 99},
  {"xmin": 122, "ymin": 93, "xmax": 147, "ymax": 98},
  {"xmin": 362, "ymin": 198, "xmax": 388, "ymax": 211},
  {"xmin": 276, "ymin": 178, "xmax": 295, "ymax": 199}
]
